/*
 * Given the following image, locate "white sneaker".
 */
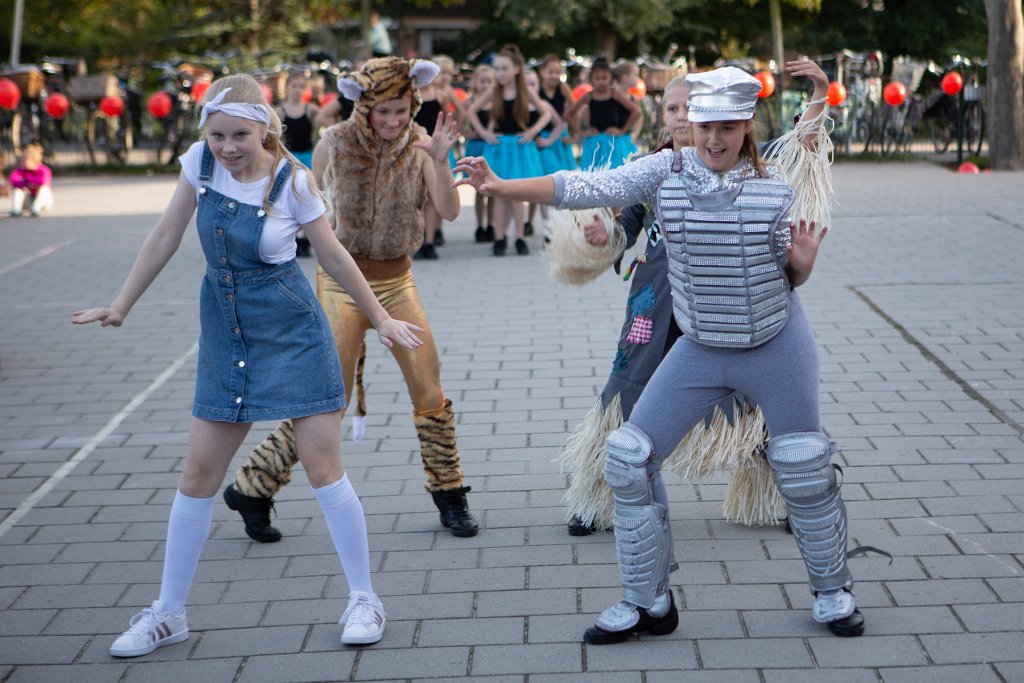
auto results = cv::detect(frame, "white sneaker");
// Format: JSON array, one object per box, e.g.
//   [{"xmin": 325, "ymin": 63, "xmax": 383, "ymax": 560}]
[
  {"xmin": 110, "ymin": 601, "xmax": 189, "ymax": 657},
  {"xmin": 340, "ymin": 591, "xmax": 386, "ymax": 645}
]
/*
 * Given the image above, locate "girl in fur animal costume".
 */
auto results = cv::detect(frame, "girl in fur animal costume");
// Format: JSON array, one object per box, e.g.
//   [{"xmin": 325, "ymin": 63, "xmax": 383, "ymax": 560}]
[{"xmin": 222, "ymin": 57, "xmax": 480, "ymax": 542}]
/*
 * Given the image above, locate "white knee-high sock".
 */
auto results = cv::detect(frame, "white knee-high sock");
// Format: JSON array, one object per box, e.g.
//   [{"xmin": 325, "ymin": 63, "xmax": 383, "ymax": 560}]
[
  {"xmin": 158, "ymin": 490, "xmax": 215, "ymax": 614},
  {"xmin": 313, "ymin": 475, "xmax": 374, "ymax": 595}
]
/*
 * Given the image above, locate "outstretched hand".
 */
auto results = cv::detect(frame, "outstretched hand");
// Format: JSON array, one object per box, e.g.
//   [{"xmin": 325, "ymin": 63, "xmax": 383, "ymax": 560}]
[
  {"xmin": 72, "ymin": 306, "xmax": 125, "ymax": 327},
  {"xmin": 412, "ymin": 111, "xmax": 459, "ymax": 165},
  {"xmin": 786, "ymin": 59, "xmax": 829, "ymax": 94},
  {"xmin": 376, "ymin": 317, "xmax": 425, "ymax": 350},
  {"xmin": 786, "ymin": 219, "xmax": 828, "ymax": 286},
  {"xmin": 452, "ymin": 156, "xmax": 502, "ymax": 195}
]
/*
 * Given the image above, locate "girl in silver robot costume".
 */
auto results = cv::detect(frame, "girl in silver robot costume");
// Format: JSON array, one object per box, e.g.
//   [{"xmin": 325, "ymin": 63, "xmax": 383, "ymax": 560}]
[{"xmin": 455, "ymin": 64, "xmax": 867, "ymax": 644}]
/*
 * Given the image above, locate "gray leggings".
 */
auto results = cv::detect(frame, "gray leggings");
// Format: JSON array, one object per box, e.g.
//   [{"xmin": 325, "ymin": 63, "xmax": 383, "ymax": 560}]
[{"xmin": 630, "ymin": 294, "xmax": 821, "ymax": 465}]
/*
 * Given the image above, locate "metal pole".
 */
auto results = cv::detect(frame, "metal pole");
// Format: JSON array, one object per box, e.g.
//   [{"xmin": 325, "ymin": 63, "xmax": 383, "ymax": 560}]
[
  {"xmin": 10, "ymin": 0, "xmax": 25, "ymax": 67},
  {"xmin": 956, "ymin": 88, "xmax": 964, "ymax": 166}
]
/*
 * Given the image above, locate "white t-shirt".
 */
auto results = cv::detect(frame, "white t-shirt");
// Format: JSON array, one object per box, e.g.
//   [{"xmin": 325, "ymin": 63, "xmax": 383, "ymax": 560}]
[{"xmin": 180, "ymin": 142, "xmax": 326, "ymax": 264}]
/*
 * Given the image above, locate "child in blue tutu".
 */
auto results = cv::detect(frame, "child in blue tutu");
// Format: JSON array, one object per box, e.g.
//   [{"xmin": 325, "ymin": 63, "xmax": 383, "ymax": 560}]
[
  {"xmin": 466, "ymin": 44, "xmax": 550, "ymax": 256},
  {"xmin": 534, "ymin": 55, "xmax": 577, "ymax": 175},
  {"xmin": 465, "ymin": 64, "xmax": 496, "ymax": 243},
  {"xmin": 567, "ymin": 58, "xmax": 641, "ymax": 170}
]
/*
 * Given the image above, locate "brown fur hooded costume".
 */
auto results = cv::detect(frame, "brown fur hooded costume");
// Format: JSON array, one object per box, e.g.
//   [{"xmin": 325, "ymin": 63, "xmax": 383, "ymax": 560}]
[{"xmin": 321, "ymin": 57, "xmax": 440, "ymax": 269}]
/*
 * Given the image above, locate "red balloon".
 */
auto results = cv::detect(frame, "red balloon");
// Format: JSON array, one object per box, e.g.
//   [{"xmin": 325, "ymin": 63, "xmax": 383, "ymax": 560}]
[
  {"xmin": 0, "ymin": 78, "xmax": 21, "ymax": 110},
  {"xmin": 628, "ymin": 78, "xmax": 647, "ymax": 99},
  {"xmin": 826, "ymin": 81, "xmax": 847, "ymax": 107},
  {"xmin": 572, "ymin": 83, "xmax": 593, "ymax": 101},
  {"xmin": 941, "ymin": 71, "xmax": 964, "ymax": 96},
  {"xmin": 301, "ymin": 86, "xmax": 313, "ymax": 104},
  {"xmin": 452, "ymin": 87, "xmax": 469, "ymax": 102},
  {"xmin": 260, "ymin": 83, "xmax": 273, "ymax": 103},
  {"xmin": 100, "ymin": 95, "xmax": 125, "ymax": 117},
  {"xmin": 147, "ymin": 91, "xmax": 173, "ymax": 119},
  {"xmin": 191, "ymin": 79, "xmax": 211, "ymax": 102},
  {"xmin": 319, "ymin": 91, "xmax": 338, "ymax": 107},
  {"xmin": 957, "ymin": 161, "xmax": 980, "ymax": 174},
  {"xmin": 45, "ymin": 92, "xmax": 70, "ymax": 119},
  {"xmin": 883, "ymin": 81, "xmax": 906, "ymax": 106},
  {"xmin": 755, "ymin": 71, "xmax": 775, "ymax": 98}
]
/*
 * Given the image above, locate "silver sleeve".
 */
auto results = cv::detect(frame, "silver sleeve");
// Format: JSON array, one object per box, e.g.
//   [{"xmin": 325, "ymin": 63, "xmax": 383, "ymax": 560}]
[{"xmin": 552, "ymin": 151, "xmax": 672, "ymax": 210}]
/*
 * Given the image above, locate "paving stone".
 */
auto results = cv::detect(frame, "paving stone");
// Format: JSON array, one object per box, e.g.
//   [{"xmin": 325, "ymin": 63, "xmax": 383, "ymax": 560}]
[
  {"xmin": 920, "ymin": 632, "xmax": 1024, "ymax": 664},
  {"xmin": 879, "ymin": 664, "xmax": 1004, "ymax": 683},
  {"xmin": 236, "ymin": 652, "xmax": 356, "ymax": 683},
  {"xmin": 697, "ymin": 637, "xmax": 814, "ymax": 669}
]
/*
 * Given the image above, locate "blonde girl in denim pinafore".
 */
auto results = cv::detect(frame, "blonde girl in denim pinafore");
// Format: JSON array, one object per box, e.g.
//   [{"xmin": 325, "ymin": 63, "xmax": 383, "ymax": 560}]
[{"xmin": 73, "ymin": 73, "xmax": 432, "ymax": 658}]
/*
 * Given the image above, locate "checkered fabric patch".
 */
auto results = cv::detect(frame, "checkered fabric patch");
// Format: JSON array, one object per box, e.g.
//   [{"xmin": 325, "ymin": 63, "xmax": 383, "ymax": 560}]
[{"xmin": 626, "ymin": 315, "xmax": 654, "ymax": 345}]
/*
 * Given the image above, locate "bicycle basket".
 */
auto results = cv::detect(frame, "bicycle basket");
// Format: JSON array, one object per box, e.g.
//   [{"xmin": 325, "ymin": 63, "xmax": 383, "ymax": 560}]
[
  {"xmin": 963, "ymin": 84, "xmax": 985, "ymax": 102},
  {"xmin": 68, "ymin": 74, "xmax": 119, "ymax": 103},
  {"xmin": 890, "ymin": 59, "xmax": 927, "ymax": 92},
  {"xmin": 0, "ymin": 68, "xmax": 45, "ymax": 98}
]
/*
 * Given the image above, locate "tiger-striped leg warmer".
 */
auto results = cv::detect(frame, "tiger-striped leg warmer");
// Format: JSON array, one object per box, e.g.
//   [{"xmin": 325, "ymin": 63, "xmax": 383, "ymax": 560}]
[
  {"xmin": 234, "ymin": 420, "xmax": 300, "ymax": 498},
  {"xmin": 413, "ymin": 397, "xmax": 464, "ymax": 492}
]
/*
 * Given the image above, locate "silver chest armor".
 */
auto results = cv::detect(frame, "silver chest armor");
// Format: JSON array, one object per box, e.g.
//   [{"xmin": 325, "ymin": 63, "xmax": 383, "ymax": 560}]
[{"xmin": 658, "ymin": 155, "xmax": 795, "ymax": 348}]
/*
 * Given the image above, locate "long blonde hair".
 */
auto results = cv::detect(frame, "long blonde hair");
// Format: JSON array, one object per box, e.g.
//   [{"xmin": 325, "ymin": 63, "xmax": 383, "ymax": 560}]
[{"xmin": 197, "ymin": 74, "xmax": 322, "ymax": 211}]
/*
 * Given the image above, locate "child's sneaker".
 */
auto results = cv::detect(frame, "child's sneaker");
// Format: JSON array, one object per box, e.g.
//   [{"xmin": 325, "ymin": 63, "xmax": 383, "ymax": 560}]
[
  {"xmin": 340, "ymin": 591, "xmax": 386, "ymax": 645},
  {"xmin": 109, "ymin": 601, "xmax": 188, "ymax": 657}
]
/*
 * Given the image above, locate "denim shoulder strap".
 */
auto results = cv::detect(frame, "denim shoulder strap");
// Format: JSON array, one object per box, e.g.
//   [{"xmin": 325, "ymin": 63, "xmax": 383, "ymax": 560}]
[{"xmin": 198, "ymin": 142, "xmax": 215, "ymax": 183}]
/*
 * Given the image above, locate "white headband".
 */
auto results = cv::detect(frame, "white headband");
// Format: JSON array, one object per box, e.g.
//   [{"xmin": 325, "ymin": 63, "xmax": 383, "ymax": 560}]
[{"xmin": 198, "ymin": 87, "xmax": 271, "ymax": 128}]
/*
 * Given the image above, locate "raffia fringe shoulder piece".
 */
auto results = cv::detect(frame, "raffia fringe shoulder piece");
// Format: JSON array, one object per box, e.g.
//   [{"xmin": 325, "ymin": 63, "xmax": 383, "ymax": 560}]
[
  {"xmin": 543, "ymin": 207, "xmax": 623, "ymax": 286},
  {"xmin": 763, "ymin": 97, "xmax": 836, "ymax": 228}
]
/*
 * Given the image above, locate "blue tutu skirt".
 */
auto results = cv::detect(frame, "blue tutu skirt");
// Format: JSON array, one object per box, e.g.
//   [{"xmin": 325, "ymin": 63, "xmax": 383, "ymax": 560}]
[
  {"xmin": 580, "ymin": 133, "xmax": 637, "ymax": 171},
  {"xmin": 484, "ymin": 135, "xmax": 544, "ymax": 179},
  {"xmin": 292, "ymin": 150, "xmax": 313, "ymax": 169},
  {"xmin": 465, "ymin": 138, "xmax": 487, "ymax": 158},
  {"xmin": 537, "ymin": 129, "xmax": 577, "ymax": 174}
]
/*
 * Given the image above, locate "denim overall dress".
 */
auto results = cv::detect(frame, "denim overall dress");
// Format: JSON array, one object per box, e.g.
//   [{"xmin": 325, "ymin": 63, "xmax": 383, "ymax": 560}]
[{"xmin": 192, "ymin": 144, "xmax": 344, "ymax": 422}]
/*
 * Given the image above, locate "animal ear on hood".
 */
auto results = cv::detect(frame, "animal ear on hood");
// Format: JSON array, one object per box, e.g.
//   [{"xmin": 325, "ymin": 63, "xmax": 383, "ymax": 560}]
[
  {"xmin": 337, "ymin": 75, "xmax": 365, "ymax": 101},
  {"xmin": 409, "ymin": 60, "xmax": 441, "ymax": 88}
]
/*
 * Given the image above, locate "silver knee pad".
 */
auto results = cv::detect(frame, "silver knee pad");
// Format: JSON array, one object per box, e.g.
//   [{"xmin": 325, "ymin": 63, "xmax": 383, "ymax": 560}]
[
  {"xmin": 767, "ymin": 431, "xmax": 852, "ymax": 594},
  {"xmin": 604, "ymin": 423, "xmax": 672, "ymax": 609}
]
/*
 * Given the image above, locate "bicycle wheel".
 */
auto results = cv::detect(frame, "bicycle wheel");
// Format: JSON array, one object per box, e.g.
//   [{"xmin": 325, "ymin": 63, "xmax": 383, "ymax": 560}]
[
  {"xmin": 107, "ymin": 114, "xmax": 133, "ymax": 164},
  {"xmin": 156, "ymin": 111, "xmax": 187, "ymax": 165},
  {"xmin": 928, "ymin": 117, "xmax": 953, "ymax": 153},
  {"xmin": 851, "ymin": 116, "xmax": 871, "ymax": 154},
  {"xmin": 881, "ymin": 110, "xmax": 898, "ymax": 155},
  {"xmin": 86, "ymin": 109, "xmax": 103, "ymax": 164},
  {"xmin": 963, "ymin": 102, "xmax": 985, "ymax": 157}
]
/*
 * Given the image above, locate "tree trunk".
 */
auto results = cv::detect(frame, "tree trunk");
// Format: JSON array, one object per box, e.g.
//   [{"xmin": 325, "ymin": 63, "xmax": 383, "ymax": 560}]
[
  {"xmin": 249, "ymin": 0, "xmax": 262, "ymax": 56},
  {"xmin": 596, "ymin": 23, "xmax": 617, "ymax": 61},
  {"xmin": 984, "ymin": 0, "xmax": 1024, "ymax": 169},
  {"xmin": 769, "ymin": 0, "xmax": 785, "ymax": 72}
]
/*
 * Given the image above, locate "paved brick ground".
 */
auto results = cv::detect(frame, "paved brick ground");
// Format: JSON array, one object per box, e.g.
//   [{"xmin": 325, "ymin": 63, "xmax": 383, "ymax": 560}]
[{"xmin": 1, "ymin": 161, "xmax": 1022, "ymax": 682}]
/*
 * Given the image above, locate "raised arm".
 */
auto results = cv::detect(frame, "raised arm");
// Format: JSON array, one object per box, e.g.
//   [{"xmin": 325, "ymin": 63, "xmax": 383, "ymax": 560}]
[
  {"xmin": 786, "ymin": 59, "xmax": 830, "ymax": 148},
  {"xmin": 455, "ymin": 148, "xmax": 669, "ymax": 209},
  {"xmin": 413, "ymin": 112, "xmax": 461, "ymax": 220}
]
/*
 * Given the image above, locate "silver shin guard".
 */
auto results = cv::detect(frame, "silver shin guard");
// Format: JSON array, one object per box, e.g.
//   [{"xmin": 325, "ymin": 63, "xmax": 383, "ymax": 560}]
[
  {"xmin": 767, "ymin": 431, "xmax": 852, "ymax": 594},
  {"xmin": 603, "ymin": 423, "xmax": 672, "ymax": 609}
]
